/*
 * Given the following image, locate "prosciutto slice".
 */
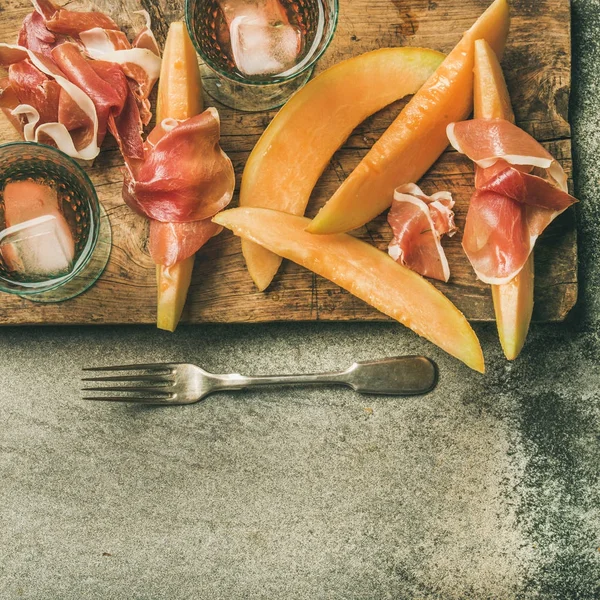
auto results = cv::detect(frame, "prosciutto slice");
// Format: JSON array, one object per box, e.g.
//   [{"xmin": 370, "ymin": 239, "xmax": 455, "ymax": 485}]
[
  {"xmin": 8, "ymin": 59, "xmax": 60, "ymax": 125},
  {"xmin": 122, "ymin": 109, "xmax": 235, "ymax": 223},
  {"xmin": 387, "ymin": 184, "xmax": 457, "ymax": 282},
  {"xmin": 0, "ymin": 44, "xmax": 101, "ymax": 160},
  {"xmin": 78, "ymin": 27, "xmax": 161, "ymax": 126},
  {"xmin": 131, "ymin": 10, "xmax": 161, "ymax": 57},
  {"xmin": 18, "ymin": 11, "xmax": 61, "ymax": 58},
  {"xmin": 447, "ymin": 118, "xmax": 577, "ymax": 285},
  {"xmin": 447, "ymin": 119, "xmax": 568, "ymax": 192},
  {"xmin": 32, "ymin": 0, "xmax": 119, "ymax": 37},
  {"xmin": 51, "ymin": 42, "xmax": 143, "ymax": 159},
  {"xmin": 149, "ymin": 220, "xmax": 223, "ymax": 267}
]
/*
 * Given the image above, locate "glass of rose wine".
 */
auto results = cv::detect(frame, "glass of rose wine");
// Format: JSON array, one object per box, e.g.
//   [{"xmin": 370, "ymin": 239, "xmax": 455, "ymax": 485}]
[
  {"xmin": 185, "ymin": 0, "xmax": 339, "ymax": 111},
  {"xmin": 0, "ymin": 142, "xmax": 111, "ymax": 302}
]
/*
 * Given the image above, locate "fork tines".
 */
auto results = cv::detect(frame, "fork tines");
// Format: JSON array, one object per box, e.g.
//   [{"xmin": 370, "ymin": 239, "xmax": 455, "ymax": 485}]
[{"xmin": 82, "ymin": 364, "xmax": 176, "ymax": 404}]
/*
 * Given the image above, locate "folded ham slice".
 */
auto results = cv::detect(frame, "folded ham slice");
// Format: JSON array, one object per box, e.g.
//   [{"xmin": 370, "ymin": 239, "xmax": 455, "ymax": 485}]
[
  {"xmin": 0, "ymin": 43, "xmax": 101, "ymax": 160},
  {"xmin": 149, "ymin": 220, "xmax": 223, "ymax": 267},
  {"xmin": 131, "ymin": 10, "xmax": 161, "ymax": 57},
  {"xmin": 78, "ymin": 27, "xmax": 161, "ymax": 126},
  {"xmin": 447, "ymin": 119, "xmax": 568, "ymax": 192},
  {"xmin": 387, "ymin": 184, "xmax": 457, "ymax": 282},
  {"xmin": 33, "ymin": 0, "xmax": 119, "ymax": 37},
  {"xmin": 122, "ymin": 109, "xmax": 235, "ymax": 223},
  {"xmin": 8, "ymin": 59, "xmax": 60, "ymax": 124},
  {"xmin": 447, "ymin": 118, "xmax": 577, "ymax": 285},
  {"xmin": 51, "ymin": 42, "xmax": 144, "ymax": 159},
  {"xmin": 18, "ymin": 11, "xmax": 60, "ymax": 57}
]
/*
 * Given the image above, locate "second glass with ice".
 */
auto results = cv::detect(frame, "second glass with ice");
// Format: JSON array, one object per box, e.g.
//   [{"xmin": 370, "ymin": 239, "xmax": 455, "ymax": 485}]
[{"xmin": 185, "ymin": 0, "xmax": 338, "ymax": 111}]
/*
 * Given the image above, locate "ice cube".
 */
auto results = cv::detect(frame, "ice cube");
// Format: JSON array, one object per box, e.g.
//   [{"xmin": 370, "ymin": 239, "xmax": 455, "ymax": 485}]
[
  {"xmin": 1, "ymin": 179, "xmax": 76, "ymax": 279},
  {"xmin": 218, "ymin": 0, "xmax": 302, "ymax": 77},
  {"xmin": 0, "ymin": 215, "xmax": 75, "ymax": 278},
  {"xmin": 230, "ymin": 17, "xmax": 301, "ymax": 77}
]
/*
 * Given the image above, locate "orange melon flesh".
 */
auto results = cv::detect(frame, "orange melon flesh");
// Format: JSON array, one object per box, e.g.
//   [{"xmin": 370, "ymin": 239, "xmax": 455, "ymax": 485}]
[
  {"xmin": 473, "ymin": 39, "xmax": 534, "ymax": 360},
  {"xmin": 240, "ymin": 47, "xmax": 445, "ymax": 291},
  {"xmin": 155, "ymin": 22, "xmax": 204, "ymax": 332},
  {"xmin": 307, "ymin": 0, "xmax": 510, "ymax": 235},
  {"xmin": 492, "ymin": 254, "xmax": 534, "ymax": 360},
  {"xmin": 214, "ymin": 207, "xmax": 485, "ymax": 373}
]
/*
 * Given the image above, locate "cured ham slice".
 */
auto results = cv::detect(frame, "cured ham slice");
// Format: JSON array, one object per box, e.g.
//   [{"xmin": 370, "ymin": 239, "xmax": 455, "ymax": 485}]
[
  {"xmin": 447, "ymin": 118, "xmax": 577, "ymax": 285},
  {"xmin": 8, "ymin": 59, "xmax": 60, "ymax": 125},
  {"xmin": 387, "ymin": 184, "xmax": 457, "ymax": 282},
  {"xmin": 132, "ymin": 11, "xmax": 161, "ymax": 57},
  {"xmin": 479, "ymin": 166, "xmax": 575, "ymax": 214},
  {"xmin": 51, "ymin": 42, "xmax": 144, "ymax": 159},
  {"xmin": 447, "ymin": 119, "xmax": 568, "ymax": 192},
  {"xmin": 0, "ymin": 43, "xmax": 101, "ymax": 160},
  {"xmin": 78, "ymin": 29, "xmax": 160, "ymax": 126},
  {"xmin": 122, "ymin": 109, "xmax": 235, "ymax": 223},
  {"xmin": 149, "ymin": 220, "xmax": 222, "ymax": 267},
  {"xmin": 33, "ymin": 0, "xmax": 119, "ymax": 37},
  {"xmin": 78, "ymin": 19, "xmax": 160, "ymax": 126},
  {"xmin": 18, "ymin": 11, "xmax": 60, "ymax": 57},
  {"xmin": 79, "ymin": 28, "xmax": 131, "ymax": 55}
]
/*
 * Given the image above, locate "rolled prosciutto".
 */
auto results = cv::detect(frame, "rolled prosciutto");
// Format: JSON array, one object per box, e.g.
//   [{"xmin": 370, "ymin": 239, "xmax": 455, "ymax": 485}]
[
  {"xmin": 387, "ymin": 183, "xmax": 457, "ymax": 282},
  {"xmin": 447, "ymin": 118, "xmax": 577, "ymax": 285}
]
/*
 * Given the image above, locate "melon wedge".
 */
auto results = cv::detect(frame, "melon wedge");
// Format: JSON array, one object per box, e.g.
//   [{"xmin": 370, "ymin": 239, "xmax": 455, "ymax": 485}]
[
  {"xmin": 473, "ymin": 39, "xmax": 534, "ymax": 360},
  {"xmin": 240, "ymin": 47, "xmax": 445, "ymax": 291},
  {"xmin": 214, "ymin": 207, "xmax": 485, "ymax": 373},
  {"xmin": 492, "ymin": 253, "xmax": 534, "ymax": 360},
  {"xmin": 156, "ymin": 22, "xmax": 203, "ymax": 124},
  {"xmin": 307, "ymin": 0, "xmax": 510, "ymax": 235},
  {"xmin": 155, "ymin": 22, "xmax": 203, "ymax": 332}
]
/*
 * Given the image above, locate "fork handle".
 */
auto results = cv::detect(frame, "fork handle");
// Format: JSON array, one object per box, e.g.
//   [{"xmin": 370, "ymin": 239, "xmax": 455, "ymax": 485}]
[{"xmin": 210, "ymin": 356, "xmax": 437, "ymax": 396}]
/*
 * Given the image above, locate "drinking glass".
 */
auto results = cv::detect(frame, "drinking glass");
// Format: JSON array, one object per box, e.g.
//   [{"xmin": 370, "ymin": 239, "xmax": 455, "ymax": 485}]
[
  {"xmin": 185, "ymin": 0, "xmax": 339, "ymax": 111},
  {"xmin": 0, "ymin": 142, "xmax": 111, "ymax": 303}
]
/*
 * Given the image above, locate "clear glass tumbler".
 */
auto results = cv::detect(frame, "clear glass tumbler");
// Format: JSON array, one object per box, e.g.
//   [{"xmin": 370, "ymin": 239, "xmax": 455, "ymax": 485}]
[
  {"xmin": 0, "ymin": 142, "xmax": 111, "ymax": 303},
  {"xmin": 185, "ymin": 0, "xmax": 339, "ymax": 111}
]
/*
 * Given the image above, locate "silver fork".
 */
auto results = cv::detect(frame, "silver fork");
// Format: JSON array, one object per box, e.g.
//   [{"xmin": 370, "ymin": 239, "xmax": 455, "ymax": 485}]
[{"xmin": 82, "ymin": 356, "xmax": 437, "ymax": 404}]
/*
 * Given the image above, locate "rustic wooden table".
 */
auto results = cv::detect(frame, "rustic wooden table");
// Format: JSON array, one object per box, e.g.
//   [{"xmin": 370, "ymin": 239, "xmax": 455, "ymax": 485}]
[{"xmin": 0, "ymin": 0, "xmax": 576, "ymax": 325}]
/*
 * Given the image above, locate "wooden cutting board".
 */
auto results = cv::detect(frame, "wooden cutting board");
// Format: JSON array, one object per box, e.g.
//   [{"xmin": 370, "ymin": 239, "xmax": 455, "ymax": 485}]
[{"xmin": 0, "ymin": 0, "xmax": 575, "ymax": 326}]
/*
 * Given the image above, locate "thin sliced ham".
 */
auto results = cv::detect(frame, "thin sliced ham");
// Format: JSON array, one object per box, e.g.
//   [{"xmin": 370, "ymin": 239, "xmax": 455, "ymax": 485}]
[
  {"xmin": 462, "ymin": 190, "xmax": 530, "ymax": 283},
  {"xmin": 18, "ymin": 11, "xmax": 60, "ymax": 58},
  {"xmin": 447, "ymin": 118, "xmax": 577, "ymax": 285},
  {"xmin": 0, "ymin": 77, "xmax": 23, "ymax": 133},
  {"xmin": 79, "ymin": 28, "xmax": 131, "ymax": 55},
  {"xmin": 447, "ymin": 119, "xmax": 568, "ymax": 192},
  {"xmin": 132, "ymin": 10, "xmax": 161, "ymax": 57},
  {"xmin": 33, "ymin": 0, "xmax": 119, "ymax": 37},
  {"xmin": 122, "ymin": 108, "xmax": 235, "ymax": 223},
  {"xmin": 76, "ymin": 39, "xmax": 161, "ymax": 126},
  {"xmin": 8, "ymin": 59, "xmax": 60, "ymax": 125},
  {"xmin": 149, "ymin": 220, "xmax": 223, "ymax": 267},
  {"xmin": 0, "ymin": 43, "xmax": 100, "ymax": 161},
  {"xmin": 387, "ymin": 184, "xmax": 457, "ymax": 282},
  {"xmin": 51, "ymin": 43, "xmax": 133, "ymax": 150}
]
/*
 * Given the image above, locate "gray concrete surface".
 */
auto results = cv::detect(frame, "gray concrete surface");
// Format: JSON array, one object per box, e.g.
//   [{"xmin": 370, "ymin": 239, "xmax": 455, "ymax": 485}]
[{"xmin": 2, "ymin": 1, "xmax": 600, "ymax": 598}]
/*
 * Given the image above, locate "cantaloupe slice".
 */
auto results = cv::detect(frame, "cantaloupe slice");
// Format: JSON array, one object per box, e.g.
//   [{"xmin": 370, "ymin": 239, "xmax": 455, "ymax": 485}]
[
  {"xmin": 214, "ymin": 207, "xmax": 485, "ymax": 373},
  {"xmin": 307, "ymin": 0, "xmax": 510, "ymax": 235},
  {"xmin": 492, "ymin": 254, "xmax": 534, "ymax": 360},
  {"xmin": 155, "ymin": 22, "xmax": 203, "ymax": 332},
  {"xmin": 240, "ymin": 47, "xmax": 445, "ymax": 291},
  {"xmin": 473, "ymin": 39, "xmax": 534, "ymax": 360}
]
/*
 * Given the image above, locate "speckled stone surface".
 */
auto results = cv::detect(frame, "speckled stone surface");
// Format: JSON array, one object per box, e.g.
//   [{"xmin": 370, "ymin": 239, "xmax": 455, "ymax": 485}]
[{"xmin": 1, "ymin": 2, "xmax": 600, "ymax": 598}]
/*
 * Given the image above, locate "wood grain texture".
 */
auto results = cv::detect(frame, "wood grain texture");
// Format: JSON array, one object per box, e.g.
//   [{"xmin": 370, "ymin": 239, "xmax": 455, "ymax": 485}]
[{"xmin": 0, "ymin": 0, "xmax": 576, "ymax": 325}]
